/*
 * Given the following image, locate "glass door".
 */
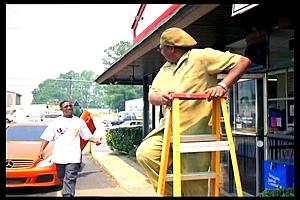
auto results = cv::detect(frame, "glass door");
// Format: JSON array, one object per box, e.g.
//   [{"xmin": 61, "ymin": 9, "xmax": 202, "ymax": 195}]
[{"xmin": 229, "ymin": 73, "xmax": 266, "ymax": 196}]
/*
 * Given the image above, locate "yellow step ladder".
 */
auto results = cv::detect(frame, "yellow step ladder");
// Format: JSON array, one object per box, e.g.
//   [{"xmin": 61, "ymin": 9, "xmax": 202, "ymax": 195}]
[{"xmin": 157, "ymin": 93, "xmax": 243, "ymax": 197}]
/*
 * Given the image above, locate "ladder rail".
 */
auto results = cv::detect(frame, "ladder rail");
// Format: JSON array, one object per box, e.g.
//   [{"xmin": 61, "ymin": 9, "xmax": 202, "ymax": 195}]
[
  {"xmin": 211, "ymin": 99, "xmax": 222, "ymax": 196},
  {"xmin": 220, "ymin": 98, "xmax": 243, "ymax": 197},
  {"xmin": 172, "ymin": 98, "xmax": 181, "ymax": 197},
  {"xmin": 157, "ymin": 109, "xmax": 173, "ymax": 196}
]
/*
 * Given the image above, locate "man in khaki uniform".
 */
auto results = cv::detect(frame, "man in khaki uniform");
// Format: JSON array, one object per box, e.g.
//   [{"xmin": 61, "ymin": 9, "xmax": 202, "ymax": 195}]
[{"xmin": 136, "ymin": 27, "xmax": 251, "ymax": 196}]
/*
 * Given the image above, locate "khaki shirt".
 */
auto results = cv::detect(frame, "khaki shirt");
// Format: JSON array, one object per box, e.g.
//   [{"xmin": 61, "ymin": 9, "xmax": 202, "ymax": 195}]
[{"xmin": 147, "ymin": 48, "xmax": 241, "ymax": 138}]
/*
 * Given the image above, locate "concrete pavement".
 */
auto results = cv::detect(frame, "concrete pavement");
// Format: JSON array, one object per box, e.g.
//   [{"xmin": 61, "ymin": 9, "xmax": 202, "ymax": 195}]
[
  {"xmin": 75, "ymin": 154, "xmax": 132, "ymax": 197},
  {"xmin": 88, "ymin": 142, "xmax": 157, "ymax": 197},
  {"xmin": 80, "ymin": 118, "xmax": 157, "ymax": 196}
]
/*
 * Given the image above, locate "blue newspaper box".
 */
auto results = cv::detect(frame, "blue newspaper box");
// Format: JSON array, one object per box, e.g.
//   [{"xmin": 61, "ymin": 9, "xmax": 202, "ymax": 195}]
[{"xmin": 264, "ymin": 160, "xmax": 294, "ymax": 190}]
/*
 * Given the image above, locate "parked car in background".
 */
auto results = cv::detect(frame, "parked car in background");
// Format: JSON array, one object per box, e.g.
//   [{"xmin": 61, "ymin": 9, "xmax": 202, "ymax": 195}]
[
  {"xmin": 6, "ymin": 104, "xmax": 49, "ymax": 123},
  {"xmin": 107, "ymin": 120, "xmax": 143, "ymax": 131},
  {"xmin": 6, "ymin": 106, "xmax": 26, "ymax": 123},
  {"xmin": 6, "ymin": 122, "xmax": 61, "ymax": 188},
  {"xmin": 6, "ymin": 108, "xmax": 17, "ymax": 123},
  {"xmin": 110, "ymin": 111, "xmax": 137, "ymax": 126},
  {"xmin": 40, "ymin": 112, "xmax": 62, "ymax": 123},
  {"xmin": 119, "ymin": 120, "xmax": 143, "ymax": 127},
  {"xmin": 101, "ymin": 119, "xmax": 111, "ymax": 127}
]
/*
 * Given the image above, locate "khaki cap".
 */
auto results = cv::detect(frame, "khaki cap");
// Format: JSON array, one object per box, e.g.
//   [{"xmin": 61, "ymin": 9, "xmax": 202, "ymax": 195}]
[{"xmin": 160, "ymin": 27, "xmax": 197, "ymax": 47}]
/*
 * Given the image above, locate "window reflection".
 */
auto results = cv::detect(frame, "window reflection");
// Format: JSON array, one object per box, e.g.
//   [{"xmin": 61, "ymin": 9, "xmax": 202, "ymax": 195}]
[{"xmin": 235, "ymin": 80, "xmax": 256, "ymax": 132}]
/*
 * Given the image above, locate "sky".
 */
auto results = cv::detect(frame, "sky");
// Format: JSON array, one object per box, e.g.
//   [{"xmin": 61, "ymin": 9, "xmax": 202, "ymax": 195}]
[{"xmin": 6, "ymin": 4, "xmax": 169, "ymax": 105}]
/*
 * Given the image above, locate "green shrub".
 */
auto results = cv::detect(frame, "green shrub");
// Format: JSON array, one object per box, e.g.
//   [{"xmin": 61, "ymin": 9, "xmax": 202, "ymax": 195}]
[
  {"xmin": 258, "ymin": 188, "xmax": 294, "ymax": 197},
  {"xmin": 106, "ymin": 126, "xmax": 143, "ymax": 155}
]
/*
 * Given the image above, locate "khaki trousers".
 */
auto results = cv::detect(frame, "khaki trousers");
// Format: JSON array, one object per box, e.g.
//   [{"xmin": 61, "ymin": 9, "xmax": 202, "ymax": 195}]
[{"xmin": 136, "ymin": 129, "xmax": 211, "ymax": 196}]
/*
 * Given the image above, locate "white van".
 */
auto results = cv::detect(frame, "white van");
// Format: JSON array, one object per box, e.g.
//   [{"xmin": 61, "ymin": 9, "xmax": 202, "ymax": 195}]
[
  {"xmin": 6, "ymin": 104, "xmax": 48, "ymax": 123},
  {"xmin": 6, "ymin": 106, "xmax": 26, "ymax": 123}
]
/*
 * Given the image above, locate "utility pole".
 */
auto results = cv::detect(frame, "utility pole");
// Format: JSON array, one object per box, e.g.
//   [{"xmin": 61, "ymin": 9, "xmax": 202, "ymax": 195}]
[{"xmin": 68, "ymin": 76, "xmax": 73, "ymax": 103}]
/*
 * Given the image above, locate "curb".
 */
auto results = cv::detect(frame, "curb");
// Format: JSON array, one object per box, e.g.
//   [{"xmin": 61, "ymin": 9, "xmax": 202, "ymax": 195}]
[{"xmin": 91, "ymin": 150, "xmax": 157, "ymax": 196}]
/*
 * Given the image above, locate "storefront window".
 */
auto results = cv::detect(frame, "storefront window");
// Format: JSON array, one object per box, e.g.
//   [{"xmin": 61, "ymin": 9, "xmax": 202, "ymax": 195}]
[
  {"xmin": 234, "ymin": 79, "xmax": 256, "ymax": 132},
  {"xmin": 267, "ymin": 68, "xmax": 294, "ymax": 134},
  {"xmin": 267, "ymin": 27, "xmax": 294, "ymax": 135},
  {"xmin": 268, "ymin": 99, "xmax": 286, "ymax": 132}
]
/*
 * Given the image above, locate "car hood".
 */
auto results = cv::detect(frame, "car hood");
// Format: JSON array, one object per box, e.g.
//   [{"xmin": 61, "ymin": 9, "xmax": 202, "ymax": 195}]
[{"xmin": 6, "ymin": 141, "xmax": 54, "ymax": 160}]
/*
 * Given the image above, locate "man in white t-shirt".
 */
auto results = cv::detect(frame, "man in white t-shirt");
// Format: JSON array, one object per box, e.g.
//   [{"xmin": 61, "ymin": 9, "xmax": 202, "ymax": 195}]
[{"xmin": 38, "ymin": 100, "xmax": 102, "ymax": 197}]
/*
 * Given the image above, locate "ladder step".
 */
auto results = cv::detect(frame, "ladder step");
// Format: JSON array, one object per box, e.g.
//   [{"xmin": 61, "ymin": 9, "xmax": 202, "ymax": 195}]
[
  {"xmin": 180, "ymin": 141, "xmax": 230, "ymax": 153},
  {"xmin": 171, "ymin": 134, "xmax": 217, "ymax": 142},
  {"xmin": 166, "ymin": 171, "xmax": 216, "ymax": 182}
]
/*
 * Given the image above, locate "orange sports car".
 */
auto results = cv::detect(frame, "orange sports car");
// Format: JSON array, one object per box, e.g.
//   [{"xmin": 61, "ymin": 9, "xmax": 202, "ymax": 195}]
[{"xmin": 6, "ymin": 122, "xmax": 61, "ymax": 188}]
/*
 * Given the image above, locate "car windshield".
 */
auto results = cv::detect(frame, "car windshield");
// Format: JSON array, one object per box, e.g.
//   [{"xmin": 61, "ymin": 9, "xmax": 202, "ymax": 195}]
[{"xmin": 6, "ymin": 125, "xmax": 47, "ymax": 141}]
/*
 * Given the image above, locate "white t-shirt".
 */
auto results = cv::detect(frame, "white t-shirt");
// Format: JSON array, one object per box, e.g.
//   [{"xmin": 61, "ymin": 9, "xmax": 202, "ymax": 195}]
[{"xmin": 40, "ymin": 115, "xmax": 93, "ymax": 164}]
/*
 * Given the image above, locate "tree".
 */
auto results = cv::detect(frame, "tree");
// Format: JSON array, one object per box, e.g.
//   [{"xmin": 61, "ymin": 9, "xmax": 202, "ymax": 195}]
[
  {"xmin": 102, "ymin": 41, "xmax": 132, "ymax": 70},
  {"xmin": 31, "ymin": 70, "xmax": 106, "ymax": 108},
  {"xmin": 104, "ymin": 85, "xmax": 143, "ymax": 111},
  {"xmin": 101, "ymin": 40, "xmax": 143, "ymax": 111},
  {"xmin": 32, "ymin": 79, "xmax": 69, "ymax": 104}
]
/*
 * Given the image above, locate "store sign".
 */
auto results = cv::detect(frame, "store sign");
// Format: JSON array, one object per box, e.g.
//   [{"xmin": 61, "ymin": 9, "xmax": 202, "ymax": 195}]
[{"xmin": 232, "ymin": 4, "xmax": 259, "ymax": 17}]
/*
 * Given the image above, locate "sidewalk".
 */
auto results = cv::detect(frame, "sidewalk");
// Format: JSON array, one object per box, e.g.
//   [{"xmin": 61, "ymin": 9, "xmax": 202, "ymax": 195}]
[
  {"xmin": 85, "ymin": 142, "xmax": 244, "ymax": 197},
  {"xmin": 90, "ymin": 146, "xmax": 157, "ymax": 196}
]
